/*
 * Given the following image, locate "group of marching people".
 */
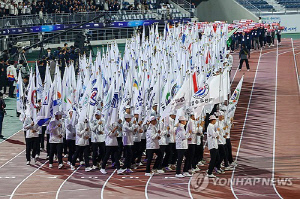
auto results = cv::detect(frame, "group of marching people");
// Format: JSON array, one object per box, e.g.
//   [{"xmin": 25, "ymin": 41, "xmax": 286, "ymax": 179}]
[{"xmin": 23, "ymin": 100, "xmax": 236, "ymax": 178}]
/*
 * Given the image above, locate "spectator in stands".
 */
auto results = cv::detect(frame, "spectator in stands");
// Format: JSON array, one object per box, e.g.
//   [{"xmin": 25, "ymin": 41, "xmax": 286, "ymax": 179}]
[
  {"xmin": 38, "ymin": 60, "xmax": 46, "ymax": 83},
  {"xmin": 45, "ymin": 48, "xmax": 54, "ymax": 60}
]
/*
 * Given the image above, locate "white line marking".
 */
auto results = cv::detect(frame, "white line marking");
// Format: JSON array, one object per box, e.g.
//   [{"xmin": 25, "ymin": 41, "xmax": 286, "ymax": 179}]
[
  {"xmin": 272, "ymin": 39, "xmax": 283, "ymax": 199},
  {"xmin": 101, "ymin": 169, "xmax": 116, "ymax": 199},
  {"xmin": 230, "ymin": 48, "xmax": 262, "ymax": 199},
  {"xmin": 55, "ymin": 166, "xmax": 81, "ymax": 199},
  {"xmin": 0, "ymin": 149, "xmax": 25, "ymax": 169},
  {"xmin": 188, "ymin": 176, "xmax": 193, "ymax": 199},
  {"xmin": 10, "ymin": 160, "xmax": 48, "ymax": 199},
  {"xmin": 291, "ymin": 38, "xmax": 300, "ymax": 94},
  {"xmin": 0, "ymin": 130, "xmax": 22, "ymax": 144},
  {"xmin": 145, "ymin": 174, "xmax": 153, "ymax": 199}
]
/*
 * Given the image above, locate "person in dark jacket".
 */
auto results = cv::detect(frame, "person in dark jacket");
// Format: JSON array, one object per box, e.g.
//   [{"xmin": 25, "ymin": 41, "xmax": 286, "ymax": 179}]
[
  {"xmin": 0, "ymin": 92, "xmax": 6, "ymax": 138},
  {"xmin": 239, "ymin": 44, "xmax": 250, "ymax": 71}
]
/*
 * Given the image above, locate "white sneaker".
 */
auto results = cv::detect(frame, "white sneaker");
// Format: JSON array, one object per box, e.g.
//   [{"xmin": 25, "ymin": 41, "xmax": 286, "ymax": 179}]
[
  {"xmin": 231, "ymin": 162, "xmax": 238, "ymax": 167},
  {"xmin": 145, "ymin": 173, "xmax": 152, "ymax": 176},
  {"xmin": 35, "ymin": 155, "xmax": 39, "ymax": 159},
  {"xmin": 80, "ymin": 161, "xmax": 85, "ymax": 165},
  {"xmin": 117, "ymin": 169, "xmax": 125, "ymax": 174},
  {"xmin": 152, "ymin": 169, "xmax": 158, "ymax": 174},
  {"xmin": 26, "ymin": 161, "xmax": 30, "ymax": 165},
  {"xmin": 238, "ymin": 69, "xmax": 241, "ymax": 71},
  {"xmin": 58, "ymin": 164, "xmax": 64, "ymax": 169},
  {"xmin": 247, "ymin": 69, "xmax": 250, "ymax": 71},
  {"xmin": 49, "ymin": 164, "xmax": 53, "ymax": 168},
  {"xmin": 85, "ymin": 167, "xmax": 92, "ymax": 172},
  {"xmin": 67, "ymin": 161, "xmax": 71, "ymax": 165},
  {"xmin": 197, "ymin": 162, "xmax": 204, "ymax": 166},
  {"xmin": 138, "ymin": 162, "xmax": 143, "ymax": 166},
  {"xmin": 33, "ymin": 158, "xmax": 37, "ymax": 164},
  {"xmin": 225, "ymin": 166, "xmax": 234, "ymax": 171},
  {"xmin": 194, "ymin": 167, "xmax": 201, "ymax": 171},
  {"xmin": 100, "ymin": 169, "xmax": 107, "ymax": 174},
  {"xmin": 175, "ymin": 174, "xmax": 185, "ymax": 178},
  {"xmin": 70, "ymin": 165, "xmax": 75, "ymax": 170},
  {"xmin": 157, "ymin": 169, "xmax": 165, "ymax": 174},
  {"xmin": 183, "ymin": 172, "xmax": 192, "ymax": 177},
  {"xmin": 64, "ymin": 154, "xmax": 68, "ymax": 158},
  {"xmin": 207, "ymin": 174, "xmax": 216, "ymax": 178},
  {"xmin": 92, "ymin": 165, "xmax": 98, "ymax": 170},
  {"xmin": 216, "ymin": 169, "xmax": 224, "ymax": 174}
]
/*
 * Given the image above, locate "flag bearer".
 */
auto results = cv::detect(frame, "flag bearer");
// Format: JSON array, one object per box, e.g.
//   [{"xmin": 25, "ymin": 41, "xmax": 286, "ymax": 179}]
[
  {"xmin": 65, "ymin": 109, "xmax": 77, "ymax": 165},
  {"xmin": 207, "ymin": 115, "xmax": 220, "ymax": 178},
  {"xmin": 186, "ymin": 112, "xmax": 197, "ymax": 173}
]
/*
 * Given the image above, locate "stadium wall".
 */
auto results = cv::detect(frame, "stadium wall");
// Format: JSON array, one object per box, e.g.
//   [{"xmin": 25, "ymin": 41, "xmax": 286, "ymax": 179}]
[
  {"xmin": 262, "ymin": 14, "xmax": 300, "ymax": 33},
  {"xmin": 195, "ymin": 0, "xmax": 258, "ymax": 23}
]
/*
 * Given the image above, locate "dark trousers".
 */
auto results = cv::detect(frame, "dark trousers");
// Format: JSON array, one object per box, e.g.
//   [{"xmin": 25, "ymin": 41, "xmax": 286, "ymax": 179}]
[
  {"xmin": 159, "ymin": 145, "xmax": 167, "ymax": 169},
  {"xmin": 117, "ymin": 137, "xmax": 123, "ymax": 160},
  {"xmin": 208, "ymin": 148, "xmax": 220, "ymax": 175},
  {"xmin": 146, "ymin": 149, "xmax": 163, "ymax": 173},
  {"xmin": 239, "ymin": 59, "xmax": 250, "ymax": 70},
  {"xmin": 176, "ymin": 149, "xmax": 188, "ymax": 174},
  {"xmin": 141, "ymin": 138, "xmax": 146, "ymax": 155},
  {"xmin": 0, "ymin": 112, "xmax": 4, "ymax": 136},
  {"xmin": 123, "ymin": 145, "xmax": 133, "ymax": 169},
  {"xmin": 226, "ymin": 138, "xmax": 233, "ymax": 164},
  {"xmin": 25, "ymin": 137, "xmax": 39, "ymax": 161},
  {"xmin": 40, "ymin": 126, "xmax": 46, "ymax": 149},
  {"xmin": 63, "ymin": 138, "xmax": 68, "ymax": 155},
  {"xmin": 218, "ymin": 144, "xmax": 229, "ymax": 168},
  {"xmin": 7, "ymin": 81, "xmax": 14, "ymax": 97},
  {"xmin": 72, "ymin": 145, "xmax": 90, "ymax": 167},
  {"xmin": 102, "ymin": 146, "xmax": 120, "ymax": 170},
  {"xmin": 92, "ymin": 142, "xmax": 105, "ymax": 166},
  {"xmin": 0, "ymin": 78, "xmax": 7, "ymax": 94},
  {"xmin": 49, "ymin": 143, "xmax": 63, "ymax": 164},
  {"xmin": 46, "ymin": 134, "xmax": 50, "ymax": 156},
  {"xmin": 66, "ymin": 140, "xmax": 76, "ymax": 163},
  {"xmin": 162, "ymin": 143, "xmax": 175, "ymax": 167},
  {"xmin": 186, "ymin": 144, "xmax": 196, "ymax": 170},
  {"xmin": 132, "ymin": 141, "xmax": 142, "ymax": 164},
  {"xmin": 193, "ymin": 144, "xmax": 203, "ymax": 168}
]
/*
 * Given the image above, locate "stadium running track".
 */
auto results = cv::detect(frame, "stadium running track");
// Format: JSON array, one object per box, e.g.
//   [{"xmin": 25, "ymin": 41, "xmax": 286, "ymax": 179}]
[{"xmin": 0, "ymin": 38, "xmax": 299, "ymax": 199}]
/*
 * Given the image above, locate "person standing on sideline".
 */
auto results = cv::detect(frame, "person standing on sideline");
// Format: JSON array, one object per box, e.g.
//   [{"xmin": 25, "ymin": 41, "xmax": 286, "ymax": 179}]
[
  {"xmin": 90, "ymin": 111, "xmax": 105, "ymax": 170},
  {"xmin": 23, "ymin": 115, "xmax": 40, "ymax": 165},
  {"xmin": 175, "ymin": 116, "xmax": 191, "ymax": 178},
  {"xmin": 48, "ymin": 111, "xmax": 65, "ymax": 169},
  {"xmin": 65, "ymin": 109, "xmax": 77, "ymax": 165},
  {"xmin": 239, "ymin": 44, "xmax": 250, "ymax": 72},
  {"xmin": 145, "ymin": 116, "xmax": 163, "ymax": 176},
  {"xmin": 0, "ymin": 92, "xmax": 6, "ymax": 138},
  {"xmin": 6, "ymin": 60, "xmax": 17, "ymax": 98},
  {"xmin": 207, "ymin": 115, "xmax": 220, "ymax": 178},
  {"xmin": 122, "ymin": 114, "xmax": 138, "ymax": 173},
  {"xmin": 71, "ymin": 117, "xmax": 92, "ymax": 172}
]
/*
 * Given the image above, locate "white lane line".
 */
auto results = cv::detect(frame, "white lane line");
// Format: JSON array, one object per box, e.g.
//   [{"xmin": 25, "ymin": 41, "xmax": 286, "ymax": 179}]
[
  {"xmin": 101, "ymin": 169, "xmax": 117, "ymax": 199},
  {"xmin": 188, "ymin": 176, "xmax": 193, "ymax": 199},
  {"xmin": 9, "ymin": 160, "xmax": 49, "ymax": 199},
  {"xmin": 230, "ymin": 48, "xmax": 262, "ymax": 199},
  {"xmin": 0, "ymin": 149, "xmax": 25, "ymax": 169},
  {"xmin": 145, "ymin": 174, "xmax": 153, "ymax": 199},
  {"xmin": 272, "ymin": 39, "xmax": 283, "ymax": 199},
  {"xmin": 55, "ymin": 166, "xmax": 82, "ymax": 199},
  {"xmin": 291, "ymin": 38, "xmax": 300, "ymax": 94},
  {"xmin": 0, "ymin": 130, "xmax": 22, "ymax": 144}
]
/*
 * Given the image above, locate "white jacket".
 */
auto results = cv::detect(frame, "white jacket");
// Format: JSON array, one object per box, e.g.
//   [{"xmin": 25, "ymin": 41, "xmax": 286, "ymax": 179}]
[
  {"xmin": 122, "ymin": 121, "xmax": 136, "ymax": 146},
  {"xmin": 90, "ymin": 119, "xmax": 105, "ymax": 143},
  {"xmin": 23, "ymin": 117, "xmax": 40, "ymax": 138},
  {"xmin": 196, "ymin": 126, "xmax": 204, "ymax": 145},
  {"xmin": 146, "ymin": 124, "xmax": 160, "ymax": 149},
  {"xmin": 175, "ymin": 124, "xmax": 188, "ymax": 149},
  {"xmin": 167, "ymin": 117, "xmax": 176, "ymax": 143},
  {"xmin": 65, "ymin": 117, "xmax": 77, "ymax": 141},
  {"xmin": 158, "ymin": 121, "xmax": 168, "ymax": 145},
  {"xmin": 207, "ymin": 123, "xmax": 219, "ymax": 150},
  {"xmin": 105, "ymin": 124, "xmax": 118, "ymax": 146},
  {"xmin": 48, "ymin": 119, "xmax": 65, "ymax": 143},
  {"xmin": 76, "ymin": 122, "xmax": 91, "ymax": 146},
  {"xmin": 186, "ymin": 119, "xmax": 197, "ymax": 145},
  {"xmin": 216, "ymin": 120, "xmax": 225, "ymax": 145}
]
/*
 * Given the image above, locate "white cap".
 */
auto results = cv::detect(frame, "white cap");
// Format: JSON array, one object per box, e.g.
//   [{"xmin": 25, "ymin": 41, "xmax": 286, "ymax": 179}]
[
  {"xmin": 216, "ymin": 111, "xmax": 224, "ymax": 116},
  {"xmin": 170, "ymin": 111, "xmax": 176, "ymax": 116},
  {"xmin": 178, "ymin": 116, "xmax": 187, "ymax": 121},
  {"xmin": 152, "ymin": 103, "xmax": 158, "ymax": 107},
  {"xmin": 95, "ymin": 110, "xmax": 101, "ymax": 116},
  {"xmin": 209, "ymin": 115, "xmax": 217, "ymax": 120},
  {"xmin": 55, "ymin": 111, "xmax": 62, "ymax": 116},
  {"xmin": 150, "ymin": 116, "xmax": 156, "ymax": 121},
  {"xmin": 125, "ymin": 105, "xmax": 131, "ymax": 109},
  {"xmin": 124, "ymin": 114, "xmax": 133, "ymax": 119},
  {"xmin": 68, "ymin": 109, "xmax": 74, "ymax": 113}
]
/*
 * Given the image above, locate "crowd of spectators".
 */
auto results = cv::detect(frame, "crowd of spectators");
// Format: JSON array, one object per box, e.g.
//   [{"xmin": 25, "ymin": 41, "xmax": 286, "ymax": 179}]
[{"xmin": 0, "ymin": 0, "xmax": 167, "ymax": 17}]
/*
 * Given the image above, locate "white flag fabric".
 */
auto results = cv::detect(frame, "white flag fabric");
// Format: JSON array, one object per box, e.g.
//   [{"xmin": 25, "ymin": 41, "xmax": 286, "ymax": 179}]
[{"xmin": 227, "ymin": 75, "xmax": 244, "ymax": 119}]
